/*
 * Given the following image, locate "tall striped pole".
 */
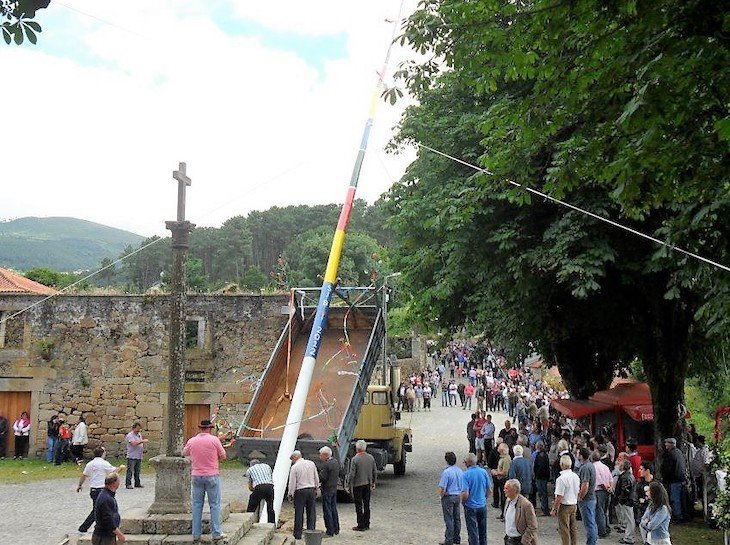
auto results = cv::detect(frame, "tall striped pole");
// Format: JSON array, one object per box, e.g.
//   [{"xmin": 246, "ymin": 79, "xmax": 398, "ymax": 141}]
[{"xmin": 268, "ymin": 3, "xmax": 405, "ymax": 523}]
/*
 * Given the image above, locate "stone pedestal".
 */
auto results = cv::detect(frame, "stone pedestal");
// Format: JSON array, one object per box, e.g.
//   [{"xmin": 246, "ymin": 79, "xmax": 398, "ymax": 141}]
[{"xmin": 148, "ymin": 455, "xmax": 191, "ymax": 514}]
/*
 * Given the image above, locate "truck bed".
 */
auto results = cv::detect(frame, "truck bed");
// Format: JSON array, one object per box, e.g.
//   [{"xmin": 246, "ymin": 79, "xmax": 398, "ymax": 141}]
[{"xmin": 243, "ymin": 306, "xmax": 376, "ymax": 440}]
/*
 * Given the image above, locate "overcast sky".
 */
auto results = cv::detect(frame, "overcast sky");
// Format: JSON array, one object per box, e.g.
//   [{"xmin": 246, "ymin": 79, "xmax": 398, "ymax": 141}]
[{"xmin": 1, "ymin": 1, "xmax": 418, "ymax": 237}]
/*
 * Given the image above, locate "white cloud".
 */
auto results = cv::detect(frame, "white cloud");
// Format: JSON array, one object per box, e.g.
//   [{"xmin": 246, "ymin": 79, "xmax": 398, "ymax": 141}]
[{"xmin": 1, "ymin": 0, "xmax": 418, "ymax": 238}]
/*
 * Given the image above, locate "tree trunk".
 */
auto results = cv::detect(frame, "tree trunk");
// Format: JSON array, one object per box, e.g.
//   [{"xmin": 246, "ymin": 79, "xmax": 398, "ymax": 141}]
[{"xmin": 640, "ymin": 293, "xmax": 695, "ymax": 480}]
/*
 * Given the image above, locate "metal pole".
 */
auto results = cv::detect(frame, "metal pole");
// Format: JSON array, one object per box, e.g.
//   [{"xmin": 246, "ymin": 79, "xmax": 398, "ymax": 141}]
[{"xmin": 267, "ymin": 5, "xmax": 405, "ymax": 523}]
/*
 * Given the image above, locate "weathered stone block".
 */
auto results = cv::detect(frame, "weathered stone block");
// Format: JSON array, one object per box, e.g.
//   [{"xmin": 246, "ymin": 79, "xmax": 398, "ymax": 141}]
[{"xmin": 137, "ymin": 402, "xmax": 164, "ymax": 418}]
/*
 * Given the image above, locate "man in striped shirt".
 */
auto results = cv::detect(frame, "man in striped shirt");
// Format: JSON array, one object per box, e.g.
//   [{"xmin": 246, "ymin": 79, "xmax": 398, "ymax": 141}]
[{"xmin": 245, "ymin": 459, "xmax": 275, "ymax": 523}]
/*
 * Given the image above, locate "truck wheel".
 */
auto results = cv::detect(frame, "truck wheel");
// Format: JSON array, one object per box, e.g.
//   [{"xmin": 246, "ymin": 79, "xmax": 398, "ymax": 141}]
[{"xmin": 394, "ymin": 448, "xmax": 407, "ymax": 476}]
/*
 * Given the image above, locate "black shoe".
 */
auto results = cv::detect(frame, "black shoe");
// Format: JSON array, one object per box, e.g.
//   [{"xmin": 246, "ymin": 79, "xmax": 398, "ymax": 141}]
[
  {"xmin": 352, "ymin": 526, "xmax": 365, "ymax": 532},
  {"xmin": 135, "ymin": 484, "xmax": 144, "ymax": 488}
]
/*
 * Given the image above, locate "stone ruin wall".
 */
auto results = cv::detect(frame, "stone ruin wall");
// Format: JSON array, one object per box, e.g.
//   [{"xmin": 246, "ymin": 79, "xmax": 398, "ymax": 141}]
[{"xmin": 0, "ymin": 293, "xmax": 288, "ymax": 457}]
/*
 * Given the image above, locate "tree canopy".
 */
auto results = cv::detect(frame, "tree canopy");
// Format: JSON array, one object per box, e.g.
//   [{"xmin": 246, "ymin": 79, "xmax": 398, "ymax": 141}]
[
  {"xmin": 387, "ymin": 0, "xmax": 730, "ymax": 445},
  {"xmin": 1, "ymin": 0, "xmax": 50, "ymax": 45}
]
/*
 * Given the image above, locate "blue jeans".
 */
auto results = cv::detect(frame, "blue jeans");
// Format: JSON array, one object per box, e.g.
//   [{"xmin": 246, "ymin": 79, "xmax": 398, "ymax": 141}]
[
  {"xmin": 192, "ymin": 475, "xmax": 222, "ymax": 537},
  {"xmin": 321, "ymin": 489, "xmax": 340, "ymax": 536},
  {"xmin": 669, "ymin": 482, "xmax": 683, "ymax": 521},
  {"xmin": 578, "ymin": 498, "xmax": 598, "ymax": 545},
  {"xmin": 463, "ymin": 504, "xmax": 486, "ymax": 545},
  {"xmin": 595, "ymin": 489, "xmax": 610, "ymax": 537},
  {"xmin": 441, "ymin": 495, "xmax": 461, "ymax": 544},
  {"xmin": 45, "ymin": 436, "xmax": 56, "ymax": 462}
]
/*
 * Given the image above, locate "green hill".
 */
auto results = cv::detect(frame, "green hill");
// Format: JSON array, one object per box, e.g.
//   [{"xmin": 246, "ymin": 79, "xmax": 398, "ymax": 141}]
[{"xmin": 0, "ymin": 217, "xmax": 145, "ymax": 272}]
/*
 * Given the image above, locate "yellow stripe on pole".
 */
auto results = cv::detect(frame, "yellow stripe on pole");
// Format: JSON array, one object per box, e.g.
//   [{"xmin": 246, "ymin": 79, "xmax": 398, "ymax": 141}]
[{"xmin": 324, "ymin": 229, "xmax": 347, "ymax": 283}]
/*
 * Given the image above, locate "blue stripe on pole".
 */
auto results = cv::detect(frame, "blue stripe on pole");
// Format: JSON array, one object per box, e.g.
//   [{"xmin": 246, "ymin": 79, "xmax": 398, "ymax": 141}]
[
  {"xmin": 359, "ymin": 119, "xmax": 373, "ymax": 149},
  {"xmin": 305, "ymin": 281, "xmax": 334, "ymax": 359}
]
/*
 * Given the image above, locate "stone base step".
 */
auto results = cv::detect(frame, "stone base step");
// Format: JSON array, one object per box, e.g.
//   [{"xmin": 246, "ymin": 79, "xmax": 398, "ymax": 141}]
[
  {"xmin": 234, "ymin": 523, "xmax": 275, "ymax": 545},
  {"xmin": 121, "ymin": 504, "xmax": 235, "ymax": 535},
  {"xmin": 267, "ymin": 533, "xmax": 296, "ymax": 545},
  {"xmin": 77, "ymin": 513, "xmax": 256, "ymax": 545}
]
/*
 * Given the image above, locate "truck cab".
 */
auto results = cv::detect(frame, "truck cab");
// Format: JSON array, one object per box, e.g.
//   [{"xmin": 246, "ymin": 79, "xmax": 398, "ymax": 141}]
[{"xmin": 352, "ymin": 384, "xmax": 412, "ymax": 475}]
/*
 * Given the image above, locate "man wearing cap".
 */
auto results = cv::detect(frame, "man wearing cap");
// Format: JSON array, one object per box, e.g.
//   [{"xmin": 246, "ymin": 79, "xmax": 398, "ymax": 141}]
[
  {"xmin": 245, "ymin": 459, "xmax": 275, "ymax": 524},
  {"xmin": 183, "ymin": 419, "xmax": 227, "ymax": 542},
  {"xmin": 288, "ymin": 450, "xmax": 320, "ymax": 540},
  {"xmin": 660, "ymin": 437, "xmax": 686, "ymax": 522}
]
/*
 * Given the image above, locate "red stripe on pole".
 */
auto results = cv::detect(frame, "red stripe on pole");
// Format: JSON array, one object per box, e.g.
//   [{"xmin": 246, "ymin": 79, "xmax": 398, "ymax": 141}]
[{"xmin": 336, "ymin": 187, "xmax": 357, "ymax": 231}]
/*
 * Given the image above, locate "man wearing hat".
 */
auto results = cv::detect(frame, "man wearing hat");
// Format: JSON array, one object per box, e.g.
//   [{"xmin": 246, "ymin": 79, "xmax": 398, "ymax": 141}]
[
  {"xmin": 183, "ymin": 419, "xmax": 227, "ymax": 542},
  {"xmin": 288, "ymin": 450, "xmax": 320, "ymax": 540},
  {"xmin": 660, "ymin": 437, "xmax": 686, "ymax": 522},
  {"xmin": 245, "ymin": 458, "xmax": 275, "ymax": 523}
]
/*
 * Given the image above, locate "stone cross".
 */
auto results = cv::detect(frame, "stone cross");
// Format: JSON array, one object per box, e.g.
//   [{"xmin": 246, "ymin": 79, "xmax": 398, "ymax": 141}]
[
  {"xmin": 149, "ymin": 162, "xmax": 195, "ymax": 515},
  {"xmin": 173, "ymin": 162, "xmax": 192, "ymax": 222}
]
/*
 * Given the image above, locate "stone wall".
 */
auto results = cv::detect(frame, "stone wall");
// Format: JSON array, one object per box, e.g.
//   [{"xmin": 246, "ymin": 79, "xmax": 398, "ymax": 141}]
[{"xmin": 0, "ymin": 293, "xmax": 288, "ymax": 457}]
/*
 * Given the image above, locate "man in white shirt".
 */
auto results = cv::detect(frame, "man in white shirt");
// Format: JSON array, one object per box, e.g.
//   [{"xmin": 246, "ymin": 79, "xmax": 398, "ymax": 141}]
[
  {"xmin": 503, "ymin": 478, "xmax": 538, "ymax": 545},
  {"xmin": 551, "ymin": 455, "xmax": 580, "ymax": 545},
  {"xmin": 76, "ymin": 446, "xmax": 123, "ymax": 533}
]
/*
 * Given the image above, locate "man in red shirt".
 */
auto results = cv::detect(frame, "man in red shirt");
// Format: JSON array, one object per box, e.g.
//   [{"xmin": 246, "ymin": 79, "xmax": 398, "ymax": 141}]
[
  {"xmin": 626, "ymin": 439, "xmax": 642, "ymax": 481},
  {"xmin": 183, "ymin": 419, "xmax": 227, "ymax": 542},
  {"xmin": 474, "ymin": 411, "xmax": 487, "ymax": 465}
]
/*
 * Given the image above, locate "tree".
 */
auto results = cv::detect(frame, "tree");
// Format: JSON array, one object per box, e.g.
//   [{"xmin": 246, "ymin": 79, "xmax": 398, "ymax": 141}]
[
  {"xmin": 283, "ymin": 227, "xmax": 386, "ymax": 288},
  {"xmin": 119, "ymin": 236, "xmax": 171, "ymax": 292},
  {"xmin": 389, "ymin": 0, "xmax": 730, "ymax": 453},
  {"xmin": 241, "ymin": 265, "xmax": 268, "ymax": 291},
  {"xmin": 2, "ymin": 0, "xmax": 50, "ymax": 45},
  {"xmin": 24, "ymin": 266, "xmax": 89, "ymax": 290}
]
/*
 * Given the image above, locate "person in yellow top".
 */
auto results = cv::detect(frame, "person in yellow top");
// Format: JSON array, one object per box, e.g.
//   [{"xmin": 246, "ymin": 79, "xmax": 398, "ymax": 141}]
[{"xmin": 492, "ymin": 442, "xmax": 511, "ymax": 520}]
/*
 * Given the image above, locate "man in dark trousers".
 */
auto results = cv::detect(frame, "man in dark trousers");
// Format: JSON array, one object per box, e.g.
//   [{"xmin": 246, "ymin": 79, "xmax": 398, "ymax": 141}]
[
  {"xmin": 661, "ymin": 437, "xmax": 687, "ymax": 522},
  {"xmin": 245, "ymin": 459, "xmax": 275, "ymax": 523},
  {"xmin": 318, "ymin": 445, "xmax": 341, "ymax": 537},
  {"xmin": 92, "ymin": 473, "xmax": 125, "ymax": 544},
  {"xmin": 348, "ymin": 439, "xmax": 377, "ymax": 531},
  {"xmin": 287, "ymin": 450, "xmax": 320, "ymax": 540}
]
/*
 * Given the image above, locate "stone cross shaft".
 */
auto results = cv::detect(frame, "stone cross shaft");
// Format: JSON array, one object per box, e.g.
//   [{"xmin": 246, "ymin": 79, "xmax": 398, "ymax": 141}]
[{"xmin": 173, "ymin": 162, "xmax": 192, "ymax": 222}]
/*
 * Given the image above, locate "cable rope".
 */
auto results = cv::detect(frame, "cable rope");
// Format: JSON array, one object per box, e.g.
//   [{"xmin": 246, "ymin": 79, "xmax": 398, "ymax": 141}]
[{"xmin": 417, "ymin": 143, "xmax": 730, "ymax": 274}]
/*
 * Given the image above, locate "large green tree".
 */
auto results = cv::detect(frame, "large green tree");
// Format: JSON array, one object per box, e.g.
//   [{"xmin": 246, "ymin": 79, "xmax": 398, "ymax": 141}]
[
  {"xmin": 388, "ymin": 0, "xmax": 730, "ymax": 454},
  {"xmin": 2, "ymin": 0, "xmax": 50, "ymax": 44}
]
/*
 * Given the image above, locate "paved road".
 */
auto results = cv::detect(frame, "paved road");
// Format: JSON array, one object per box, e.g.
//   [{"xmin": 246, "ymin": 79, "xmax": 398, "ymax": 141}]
[{"xmin": 1, "ymin": 399, "xmax": 598, "ymax": 545}]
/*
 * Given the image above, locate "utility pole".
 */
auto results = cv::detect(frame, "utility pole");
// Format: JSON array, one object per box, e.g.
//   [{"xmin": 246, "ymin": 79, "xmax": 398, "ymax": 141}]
[
  {"xmin": 149, "ymin": 162, "xmax": 196, "ymax": 514},
  {"xmin": 381, "ymin": 272, "xmax": 401, "ymax": 386}
]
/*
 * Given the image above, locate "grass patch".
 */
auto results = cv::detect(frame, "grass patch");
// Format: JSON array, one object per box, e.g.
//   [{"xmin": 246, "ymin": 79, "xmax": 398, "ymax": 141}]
[
  {"xmin": 0, "ymin": 458, "xmax": 140, "ymax": 484},
  {"xmin": 0, "ymin": 457, "xmax": 246, "ymax": 485},
  {"xmin": 671, "ymin": 521, "xmax": 725, "ymax": 544}
]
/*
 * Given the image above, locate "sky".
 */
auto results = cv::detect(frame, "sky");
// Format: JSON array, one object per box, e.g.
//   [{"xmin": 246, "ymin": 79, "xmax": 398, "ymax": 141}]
[{"xmin": 1, "ymin": 1, "xmax": 419, "ymax": 237}]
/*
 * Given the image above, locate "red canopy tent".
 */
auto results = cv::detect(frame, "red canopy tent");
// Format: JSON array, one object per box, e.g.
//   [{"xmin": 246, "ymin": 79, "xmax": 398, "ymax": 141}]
[
  {"xmin": 552, "ymin": 381, "xmax": 656, "ymax": 460},
  {"xmin": 550, "ymin": 398, "xmax": 612, "ymax": 420}
]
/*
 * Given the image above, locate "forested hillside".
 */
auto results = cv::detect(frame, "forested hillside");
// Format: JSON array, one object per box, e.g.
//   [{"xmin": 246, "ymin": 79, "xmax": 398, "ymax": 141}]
[{"xmin": 0, "ymin": 217, "xmax": 143, "ymax": 271}]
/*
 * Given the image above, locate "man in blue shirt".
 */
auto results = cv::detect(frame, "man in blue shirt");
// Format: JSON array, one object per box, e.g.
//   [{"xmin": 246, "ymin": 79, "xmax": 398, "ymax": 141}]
[
  {"xmin": 507, "ymin": 445, "xmax": 533, "ymax": 497},
  {"xmin": 461, "ymin": 452, "xmax": 492, "ymax": 545},
  {"xmin": 439, "ymin": 451, "xmax": 463, "ymax": 545}
]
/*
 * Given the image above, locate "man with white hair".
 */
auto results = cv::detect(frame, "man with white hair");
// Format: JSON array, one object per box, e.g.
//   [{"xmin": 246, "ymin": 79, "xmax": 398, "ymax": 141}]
[
  {"xmin": 508, "ymin": 445, "xmax": 533, "ymax": 500},
  {"xmin": 287, "ymin": 450, "xmax": 320, "ymax": 541},
  {"xmin": 503, "ymin": 478, "xmax": 538, "ymax": 545},
  {"xmin": 348, "ymin": 439, "xmax": 377, "ymax": 531},
  {"xmin": 318, "ymin": 446, "xmax": 340, "ymax": 537},
  {"xmin": 551, "ymin": 455, "xmax": 580, "ymax": 545}
]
